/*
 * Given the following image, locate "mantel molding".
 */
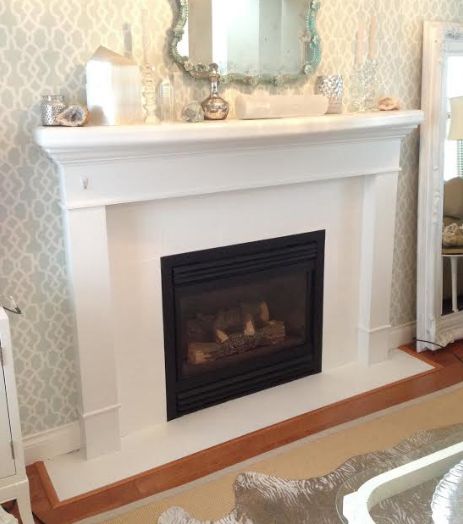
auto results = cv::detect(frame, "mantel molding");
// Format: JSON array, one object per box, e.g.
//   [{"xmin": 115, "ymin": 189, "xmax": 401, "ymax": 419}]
[
  {"xmin": 35, "ymin": 111, "xmax": 423, "ymax": 166},
  {"xmin": 35, "ymin": 111, "xmax": 423, "ymax": 211}
]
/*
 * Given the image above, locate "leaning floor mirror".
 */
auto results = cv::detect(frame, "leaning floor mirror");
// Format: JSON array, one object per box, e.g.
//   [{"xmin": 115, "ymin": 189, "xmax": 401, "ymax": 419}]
[{"xmin": 418, "ymin": 21, "xmax": 463, "ymax": 350}]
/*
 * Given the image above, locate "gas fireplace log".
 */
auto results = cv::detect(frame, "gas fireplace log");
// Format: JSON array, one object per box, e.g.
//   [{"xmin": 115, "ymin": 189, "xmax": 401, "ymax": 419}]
[
  {"xmin": 188, "ymin": 342, "xmax": 223, "ymax": 364},
  {"xmin": 188, "ymin": 320, "xmax": 286, "ymax": 365}
]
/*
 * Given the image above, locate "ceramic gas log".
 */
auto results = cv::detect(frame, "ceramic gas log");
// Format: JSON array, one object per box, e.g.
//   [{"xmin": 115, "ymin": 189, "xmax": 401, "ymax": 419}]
[{"xmin": 187, "ymin": 301, "xmax": 287, "ymax": 365}]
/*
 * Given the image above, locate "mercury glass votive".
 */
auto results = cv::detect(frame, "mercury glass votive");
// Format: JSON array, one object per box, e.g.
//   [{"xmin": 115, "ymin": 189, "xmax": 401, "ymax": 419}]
[
  {"xmin": 314, "ymin": 75, "xmax": 344, "ymax": 114},
  {"xmin": 41, "ymin": 95, "xmax": 66, "ymax": 126}
]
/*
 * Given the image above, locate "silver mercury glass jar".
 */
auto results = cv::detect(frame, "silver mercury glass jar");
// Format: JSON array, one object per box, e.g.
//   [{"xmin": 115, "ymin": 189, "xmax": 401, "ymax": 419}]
[
  {"xmin": 314, "ymin": 75, "xmax": 344, "ymax": 114},
  {"xmin": 41, "ymin": 94, "xmax": 66, "ymax": 126}
]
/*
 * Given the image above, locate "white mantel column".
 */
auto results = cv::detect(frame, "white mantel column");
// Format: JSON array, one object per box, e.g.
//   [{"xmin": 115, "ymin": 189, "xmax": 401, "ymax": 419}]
[
  {"xmin": 65, "ymin": 206, "xmax": 121, "ymax": 459},
  {"xmin": 358, "ymin": 171, "xmax": 399, "ymax": 365}
]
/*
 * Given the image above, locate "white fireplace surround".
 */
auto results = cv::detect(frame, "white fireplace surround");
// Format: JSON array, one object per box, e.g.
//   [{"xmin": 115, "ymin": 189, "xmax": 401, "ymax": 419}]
[{"xmin": 35, "ymin": 111, "xmax": 423, "ymax": 462}]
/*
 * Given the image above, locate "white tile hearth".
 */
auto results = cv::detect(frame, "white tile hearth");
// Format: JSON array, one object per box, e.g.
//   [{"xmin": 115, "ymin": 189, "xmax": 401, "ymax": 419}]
[{"xmin": 45, "ymin": 349, "xmax": 431, "ymax": 501}]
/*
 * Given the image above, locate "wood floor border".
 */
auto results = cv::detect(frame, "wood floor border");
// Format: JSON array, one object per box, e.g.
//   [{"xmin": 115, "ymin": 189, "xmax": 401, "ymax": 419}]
[{"xmin": 29, "ymin": 347, "xmax": 463, "ymax": 523}]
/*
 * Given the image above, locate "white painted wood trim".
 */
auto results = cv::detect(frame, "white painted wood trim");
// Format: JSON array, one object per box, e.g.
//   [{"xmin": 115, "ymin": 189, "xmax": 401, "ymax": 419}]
[
  {"xmin": 64, "ymin": 207, "xmax": 121, "ymax": 459},
  {"xmin": 343, "ymin": 441, "xmax": 463, "ymax": 523},
  {"xmin": 0, "ymin": 310, "xmax": 34, "ymax": 524},
  {"xmin": 417, "ymin": 22, "xmax": 463, "ymax": 351},
  {"xmin": 388, "ymin": 322, "xmax": 416, "ymax": 350},
  {"xmin": 22, "ymin": 421, "xmax": 81, "ymax": 465},
  {"xmin": 358, "ymin": 172, "xmax": 399, "ymax": 364},
  {"xmin": 35, "ymin": 112, "xmax": 423, "ymax": 166},
  {"xmin": 0, "ymin": 506, "xmax": 18, "ymax": 524}
]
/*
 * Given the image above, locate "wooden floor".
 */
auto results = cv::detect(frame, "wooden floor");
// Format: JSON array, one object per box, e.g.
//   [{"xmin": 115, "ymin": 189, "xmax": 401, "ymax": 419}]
[{"xmin": 4, "ymin": 343, "xmax": 463, "ymax": 524}]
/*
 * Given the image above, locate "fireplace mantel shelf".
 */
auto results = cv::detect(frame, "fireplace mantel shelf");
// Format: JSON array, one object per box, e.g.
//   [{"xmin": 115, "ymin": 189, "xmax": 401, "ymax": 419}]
[
  {"xmin": 36, "ymin": 111, "xmax": 422, "ymax": 165},
  {"xmin": 35, "ymin": 111, "xmax": 423, "ymax": 211}
]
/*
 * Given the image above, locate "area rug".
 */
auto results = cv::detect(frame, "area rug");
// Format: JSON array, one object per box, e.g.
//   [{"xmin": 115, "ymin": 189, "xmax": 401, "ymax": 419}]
[
  {"xmin": 99, "ymin": 386, "xmax": 463, "ymax": 524},
  {"xmin": 159, "ymin": 424, "xmax": 463, "ymax": 523}
]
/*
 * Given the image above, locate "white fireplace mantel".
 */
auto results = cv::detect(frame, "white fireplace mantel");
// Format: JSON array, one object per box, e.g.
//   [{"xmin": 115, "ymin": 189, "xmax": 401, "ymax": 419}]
[{"xmin": 35, "ymin": 111, "xmax": 423, "ymax": 460}]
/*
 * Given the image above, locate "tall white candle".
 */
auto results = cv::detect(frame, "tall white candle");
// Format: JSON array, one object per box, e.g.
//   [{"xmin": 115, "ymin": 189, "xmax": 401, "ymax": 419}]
[
  {"xmin": 355, "ymin": 22, "xmax": 367, "ymax": 66},
  {"xmin": 141, "ymin": 9, "xmax": 150, "ymax": 64},
  {"xmin": 368, "ymin": 16, "xmax": 378, "ymax": 60}
]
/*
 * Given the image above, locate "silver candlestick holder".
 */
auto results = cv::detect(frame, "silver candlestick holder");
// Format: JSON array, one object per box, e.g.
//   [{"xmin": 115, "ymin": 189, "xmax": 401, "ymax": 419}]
[{"xmin": 141, "ymin": 64, "xmax": 160, "ymax": 124}]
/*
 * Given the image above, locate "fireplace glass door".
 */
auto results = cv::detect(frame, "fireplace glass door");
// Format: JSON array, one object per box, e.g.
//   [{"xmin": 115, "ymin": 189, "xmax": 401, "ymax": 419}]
[{"xmin": 161, "ymin": 232, "xmax": 324, "ymax": 420}]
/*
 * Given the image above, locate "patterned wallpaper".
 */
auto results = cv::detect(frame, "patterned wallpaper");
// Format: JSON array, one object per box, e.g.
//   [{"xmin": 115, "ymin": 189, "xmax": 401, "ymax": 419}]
[{"xmin": 1, "ymin": 0, "xmax": 462, "ymax": 436}]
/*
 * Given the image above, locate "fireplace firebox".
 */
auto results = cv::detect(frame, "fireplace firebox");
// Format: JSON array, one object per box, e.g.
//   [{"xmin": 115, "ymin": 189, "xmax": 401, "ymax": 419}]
[{"xmin": 161, "ymin": 231, "xmax": 324, "ymax": 420}]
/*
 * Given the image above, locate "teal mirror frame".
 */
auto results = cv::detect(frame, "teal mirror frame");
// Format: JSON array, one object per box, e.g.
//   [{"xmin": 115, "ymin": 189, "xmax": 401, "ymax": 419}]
[{"xmin": 170, "ymin": 0, "xmax": 322, "ymax": 86}]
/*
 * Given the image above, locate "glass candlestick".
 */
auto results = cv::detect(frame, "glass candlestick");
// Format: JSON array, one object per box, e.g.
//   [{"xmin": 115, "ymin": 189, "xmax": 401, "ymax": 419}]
[
  {"xmin": 350, "ymin": 64, "xmax": 367, "ymax": 113},
  {"xmin": 364, "ymin": 59, "xmax": 378, "ymax": 111},
  {"xmin": 141, "ymin": 64, "xmax": 160, "ymax": 124}
]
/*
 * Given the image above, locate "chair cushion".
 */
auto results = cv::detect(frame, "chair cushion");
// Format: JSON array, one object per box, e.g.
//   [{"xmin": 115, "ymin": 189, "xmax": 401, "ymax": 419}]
[{"xmin": 444, "ymin": 177, "xmax": 463, "ymax": 219}]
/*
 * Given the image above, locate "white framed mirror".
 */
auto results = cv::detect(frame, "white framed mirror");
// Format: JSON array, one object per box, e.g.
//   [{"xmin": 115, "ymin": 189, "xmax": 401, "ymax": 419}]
[{"xmin": 417, "ymin": 21, "xmax": 463, "ymax": 350}]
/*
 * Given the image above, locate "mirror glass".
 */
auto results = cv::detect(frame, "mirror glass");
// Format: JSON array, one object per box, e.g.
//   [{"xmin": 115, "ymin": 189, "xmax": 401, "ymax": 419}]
[
  {"xmin": 172, "ymin": 0, "xmax": 321, "ymax": 85},
  {"xmin": 442, "ymin": 55, "xmax": 463, "ymax": 316}
]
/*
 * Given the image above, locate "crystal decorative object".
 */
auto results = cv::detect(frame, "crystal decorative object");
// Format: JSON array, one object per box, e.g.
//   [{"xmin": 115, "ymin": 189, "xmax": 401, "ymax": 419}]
[
  {"xmin": 364, "ymin": 59, "xmax": 378, "ymax": 111},
  {"xmin": 55, "ymin": 105, "xmax": 88, "ymax": 127},
  {"xmin": 431, "ymin": 459, "xmax": 463, "ymax": 523},
  {"xmin": 314, "ymin": 75, "xmax": 344, "ymax": 114},
  {"xmin": 181, "ymin": 101, "xmax": 204, "ymax": 123},
  {"xmin": 158, "ymin": 78, "xmax": 175, "ymax": 122},
  {"xmin": 141, "ymin": 64, "xmax": 160, "ymax": 124},
  {"xmin": 350, "ymin": 59, "xmax": 378, "ymax": 113},
  {"xmin": 350, "ymin": 64, "xmax": 368, "ymax": 113}
]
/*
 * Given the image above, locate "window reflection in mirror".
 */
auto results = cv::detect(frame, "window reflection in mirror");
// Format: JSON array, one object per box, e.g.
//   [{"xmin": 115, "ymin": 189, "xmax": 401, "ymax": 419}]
[
  {"xmin": 442, "ymin": 55, "xmax": 463, "ymax": 316},
  {"xmin": 178, "ymin": 0, "xmax": 310, "ymax": 76}
]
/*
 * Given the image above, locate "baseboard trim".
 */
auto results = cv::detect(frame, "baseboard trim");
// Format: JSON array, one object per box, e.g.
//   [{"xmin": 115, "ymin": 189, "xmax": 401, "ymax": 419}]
[
  {"xmin": 23, "ymin": 421, "xmax": 81, "ymax": 465},
  {"xmin": 389, "ymin": 321, "xmax": 416, "ymax": 350}
]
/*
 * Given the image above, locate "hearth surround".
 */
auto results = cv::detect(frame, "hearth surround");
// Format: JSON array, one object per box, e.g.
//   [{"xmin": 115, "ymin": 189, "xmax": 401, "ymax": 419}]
[
  {"xmin": 161, "ymin": 232, "xmax": 325, "ymax": 420},
  {"xmin": 35, "ymin": 111, "xmax": 423, "ymax": 460}
]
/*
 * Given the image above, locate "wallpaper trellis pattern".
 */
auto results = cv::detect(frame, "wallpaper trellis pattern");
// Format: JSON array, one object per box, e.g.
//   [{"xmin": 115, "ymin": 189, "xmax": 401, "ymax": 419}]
[{"xmin": 1, "ymin": 0, "xmax": 462, "ymax": 436}]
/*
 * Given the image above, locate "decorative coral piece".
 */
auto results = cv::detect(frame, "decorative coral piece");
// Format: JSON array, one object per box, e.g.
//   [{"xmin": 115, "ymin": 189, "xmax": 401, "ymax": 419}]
[{"xmin": 377, "ymin": 96, "xmax": 401, "ymax": 111}]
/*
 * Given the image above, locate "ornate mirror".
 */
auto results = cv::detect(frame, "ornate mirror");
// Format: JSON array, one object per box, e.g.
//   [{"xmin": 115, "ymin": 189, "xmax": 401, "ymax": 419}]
[
  {"xmin": 417, "ymin": 21, "xmax": 463, "ymax": 350},
  {"xmin": 170, "ymin": 0, "xmax": 321, "ymax": 86}
]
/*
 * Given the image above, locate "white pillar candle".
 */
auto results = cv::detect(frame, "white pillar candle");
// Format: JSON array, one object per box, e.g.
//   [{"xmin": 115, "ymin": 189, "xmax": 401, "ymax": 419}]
[
  {"xmin": 141, "ymin": 9, "xmax": 150, "ymax": 64},
  {"xmin": 368, "ymin": 16, "xmax": 378, "ymax": 60},
  {"xmin": 355, "ymin": 22, "xmax": 367, "ymax": 66}
]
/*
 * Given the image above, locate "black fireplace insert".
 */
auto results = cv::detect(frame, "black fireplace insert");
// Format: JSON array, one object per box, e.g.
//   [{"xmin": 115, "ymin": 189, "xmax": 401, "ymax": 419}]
[{"xmin": 161, "ymin": 231, "xmax": 324, "ymax": 420}]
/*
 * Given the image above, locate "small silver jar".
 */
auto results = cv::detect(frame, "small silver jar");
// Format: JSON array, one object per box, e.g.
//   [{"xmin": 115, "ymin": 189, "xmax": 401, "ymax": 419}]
[
  {"xmin": 314, "ymin": 75, "xmax": 344, "ymax": 114},
  {"xmin": 41, "ymin": 95, "xmax": 66, "ymax": 126}
]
